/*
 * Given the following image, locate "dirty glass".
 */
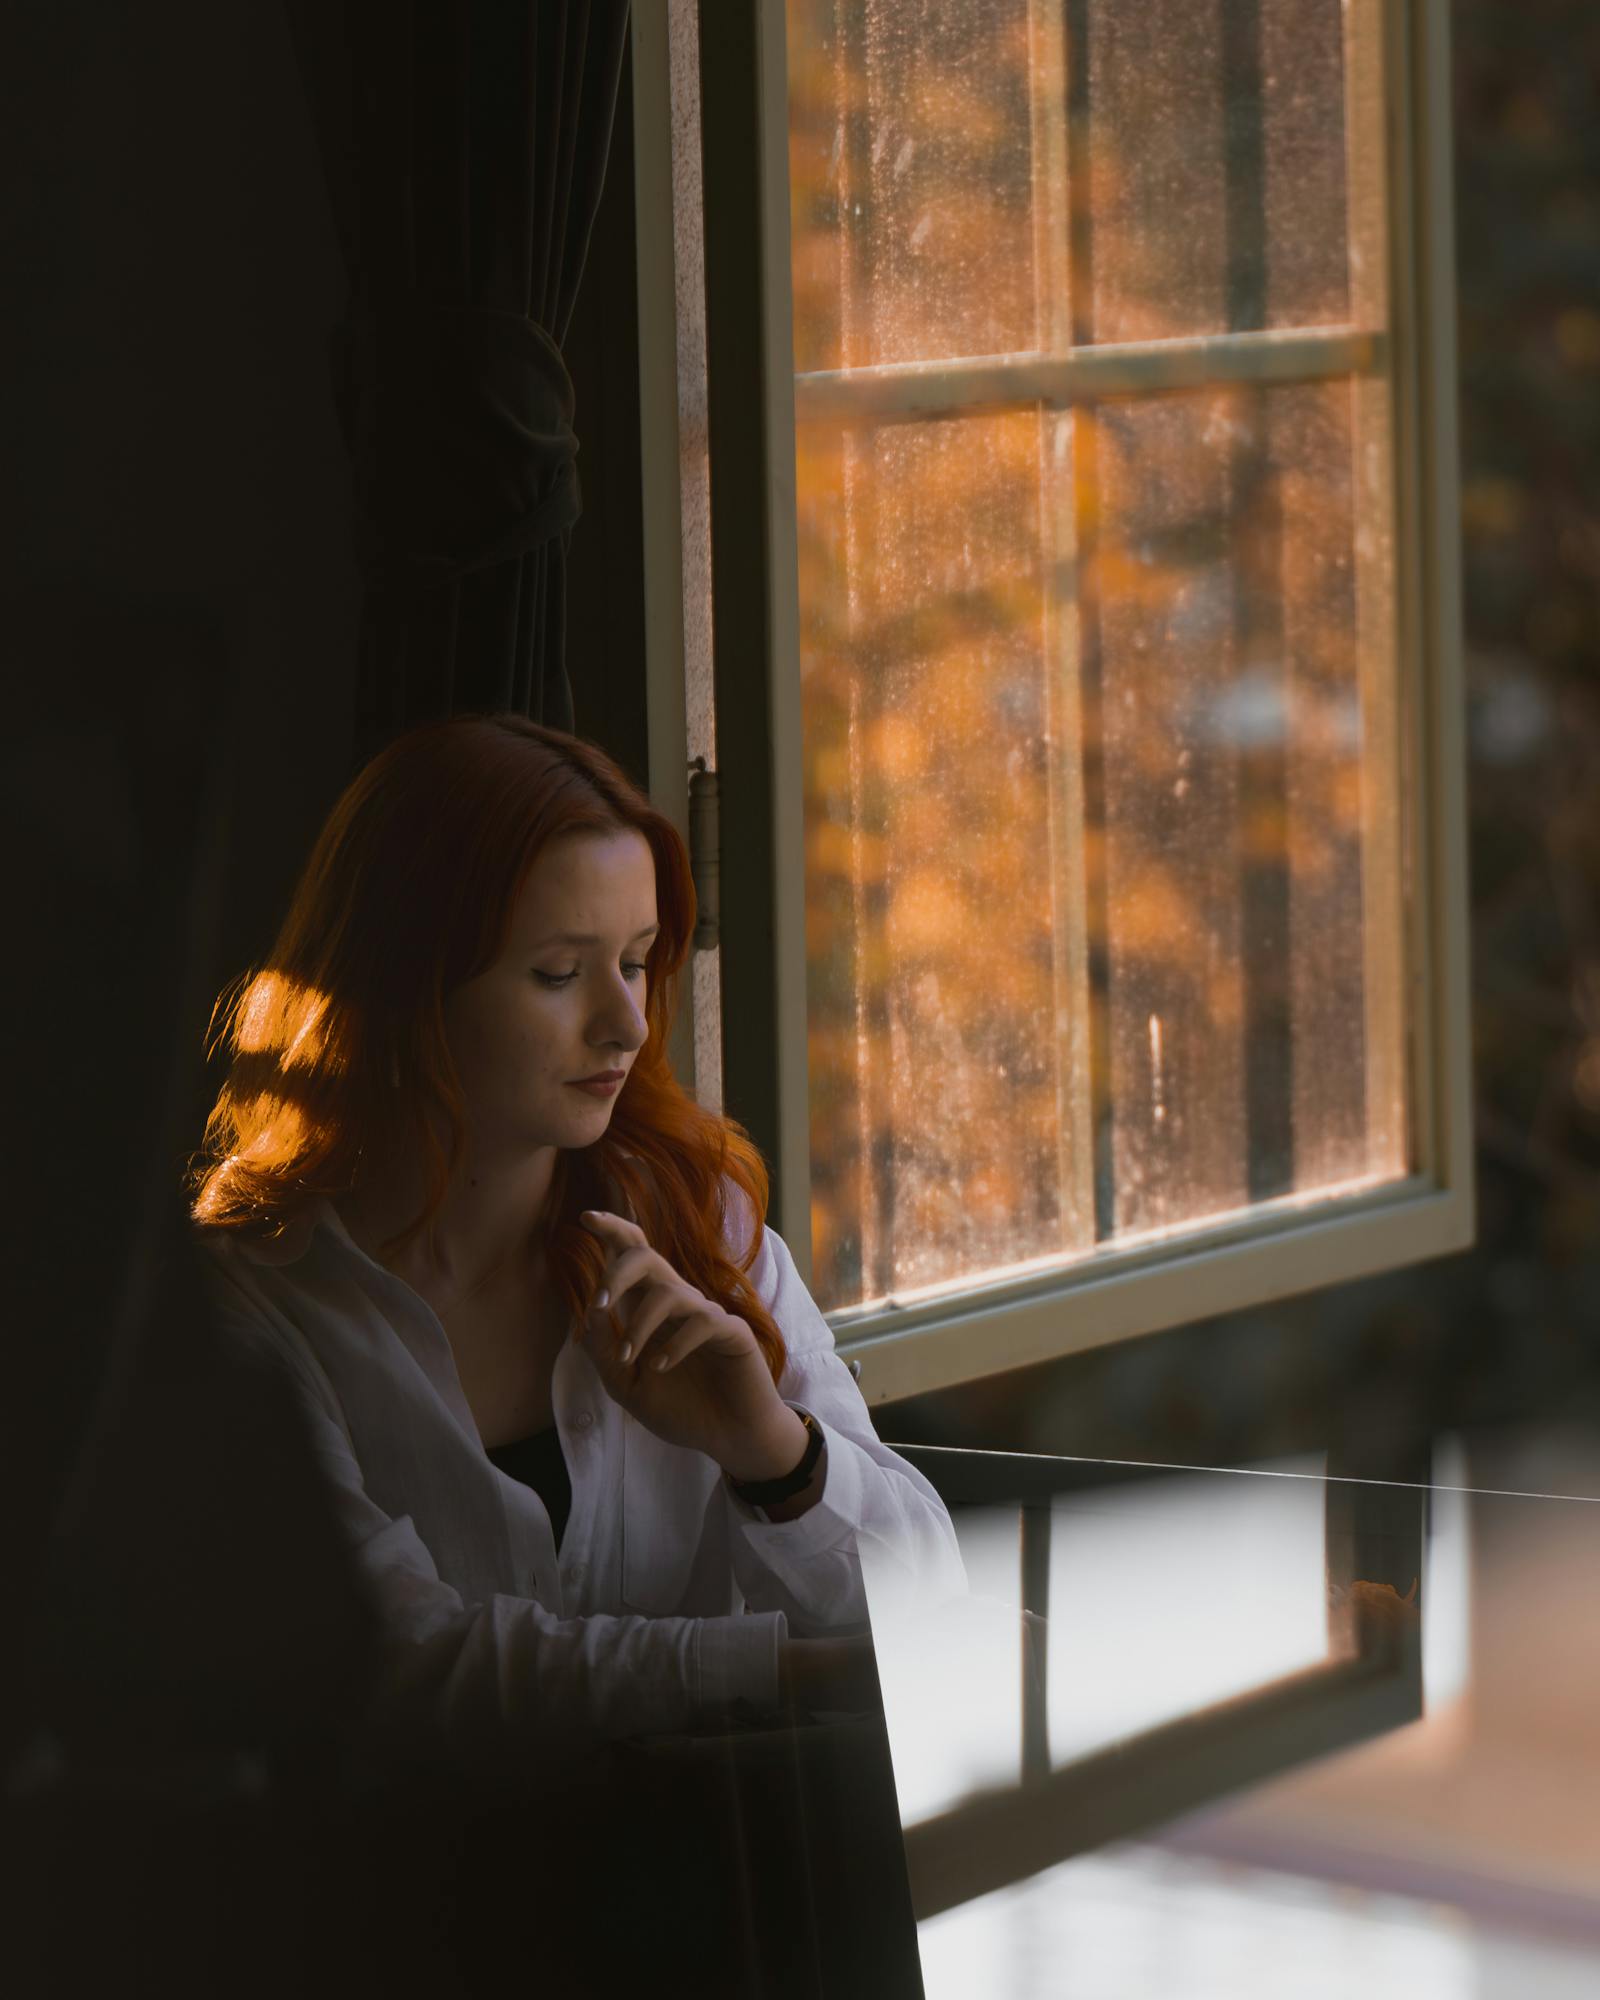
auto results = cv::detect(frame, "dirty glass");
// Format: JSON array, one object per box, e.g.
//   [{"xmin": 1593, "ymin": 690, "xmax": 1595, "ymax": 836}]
[{"xmin": 785, "ymin": 0, "xmax": 1406, "ymax": 1317}]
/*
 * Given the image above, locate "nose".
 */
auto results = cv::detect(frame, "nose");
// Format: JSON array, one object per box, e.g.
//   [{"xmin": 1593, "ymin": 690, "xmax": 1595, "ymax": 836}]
[{"xmin": 596, "ymin": 984, "xmax": 647, "ymax": 1056}]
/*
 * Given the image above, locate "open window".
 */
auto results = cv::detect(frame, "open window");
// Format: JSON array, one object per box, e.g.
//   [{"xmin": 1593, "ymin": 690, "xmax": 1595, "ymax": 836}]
[{"xmin": 631, "ymin": 0, "xmax": 1472, "ymax": 1405}]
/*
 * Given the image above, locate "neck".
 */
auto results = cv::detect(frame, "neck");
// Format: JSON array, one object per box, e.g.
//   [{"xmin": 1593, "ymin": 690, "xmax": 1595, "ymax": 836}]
[{"xmin": 339, "ymin": 1143, "xmax": 560, "ymax": 1300}]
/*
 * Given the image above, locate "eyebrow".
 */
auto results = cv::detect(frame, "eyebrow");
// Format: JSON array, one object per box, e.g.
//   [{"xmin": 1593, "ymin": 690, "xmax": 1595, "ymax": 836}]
[{"xmin": 534, "ymin": 922, "xmax": 661, "ymax": 947}]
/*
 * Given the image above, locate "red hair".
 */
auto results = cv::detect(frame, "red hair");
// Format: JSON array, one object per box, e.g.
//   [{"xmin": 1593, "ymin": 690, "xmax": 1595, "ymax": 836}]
[{"xmin": 186, "ymin": 712, "xmax": 786, "ymax": 1386}]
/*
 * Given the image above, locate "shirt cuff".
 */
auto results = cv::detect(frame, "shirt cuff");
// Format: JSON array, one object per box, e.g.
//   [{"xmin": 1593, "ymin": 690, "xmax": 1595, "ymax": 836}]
[
  {"xmin": 727, "ymin": 1400, "xmax": 865, "ymax": 1561},
  {"xmin": 693, "ymin": 1606, "xmax": 787, "ymax": 1717}
]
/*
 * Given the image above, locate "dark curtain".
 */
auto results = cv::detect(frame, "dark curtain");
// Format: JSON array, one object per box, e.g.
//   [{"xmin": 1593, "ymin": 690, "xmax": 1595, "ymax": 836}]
[{"xmin": 283, "ymin": 0, "xmax": 633, "ymax": 766}]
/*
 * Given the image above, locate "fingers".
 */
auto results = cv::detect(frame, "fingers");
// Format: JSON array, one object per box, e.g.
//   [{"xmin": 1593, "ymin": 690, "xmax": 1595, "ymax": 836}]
[
  {"xmin": 614, "ymin": 1286, "xmax": 682, "ymax": 1368},
  {"xmin": 586, "ymin": 1241, "xmax": 680, "ymax": 1364},
  {"xmin": 578, "ymin": 1208, "xmax": 644, "ymax": 1246},
  {"xmin": 584, "ymin": 1278, "xmax": 709, "ymax": 1376},
  {"xmin": 640, "ymin": 1311, "xmax": 720, "ymax": 1374},
  {"xmin": 582, "ymin": 1302, "xmax": 648, "ymax": 1396},
  {"xmin": 581, "ymin": 1268, "xmax": 677, "ymax": 1369},
  {"xmin": 576, "ymin": 1209, "xmax": 715, "ymax": 1374}
]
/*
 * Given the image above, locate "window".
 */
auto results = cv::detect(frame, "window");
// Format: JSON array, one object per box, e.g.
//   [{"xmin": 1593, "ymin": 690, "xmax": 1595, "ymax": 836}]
[{"xmin": 632, "ymin": 0, "xmax": 1472, "ymax": 1404}]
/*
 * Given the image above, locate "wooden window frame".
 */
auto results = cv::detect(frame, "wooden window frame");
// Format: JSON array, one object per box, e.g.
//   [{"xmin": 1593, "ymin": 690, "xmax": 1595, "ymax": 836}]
[{"xmin": 630, "ymin": 0, "xmax": 1472, "ymax": 1408}]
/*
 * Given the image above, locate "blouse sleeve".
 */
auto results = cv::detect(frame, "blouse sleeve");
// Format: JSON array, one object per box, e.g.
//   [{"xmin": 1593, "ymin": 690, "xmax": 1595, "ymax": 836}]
[
  {"xmin": 204, "ymin": 1279, "xmax": 784, "ymax": 1779},
  {"xmin": 716, "ymin": 1180, "xmax": 970, "ymax": 1636}
]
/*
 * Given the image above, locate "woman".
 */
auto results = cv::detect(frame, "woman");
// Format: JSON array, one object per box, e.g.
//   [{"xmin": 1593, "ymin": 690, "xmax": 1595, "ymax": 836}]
[{"xmin": 187, "ymin": 712, "xmax": 966, "ymax": 1778}]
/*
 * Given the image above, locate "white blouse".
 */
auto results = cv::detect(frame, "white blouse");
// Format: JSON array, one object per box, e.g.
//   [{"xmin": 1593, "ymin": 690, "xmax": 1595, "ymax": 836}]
[{"xmin": 192, "ymin": 1178, "xmax": 967, "ymax": 1772}]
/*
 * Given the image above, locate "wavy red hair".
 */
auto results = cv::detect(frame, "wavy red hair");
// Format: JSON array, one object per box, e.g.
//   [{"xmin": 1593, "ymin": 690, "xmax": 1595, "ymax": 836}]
[{"xmin": 186, "ymin": 712, "xmax": 786, "ymax": 1385}]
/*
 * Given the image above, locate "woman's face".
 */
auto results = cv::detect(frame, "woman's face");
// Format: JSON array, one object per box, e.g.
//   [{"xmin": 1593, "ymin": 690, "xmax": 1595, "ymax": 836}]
[{"xmin": 440, "ymin": 828, "xmax": 658, "ymax": 1156}]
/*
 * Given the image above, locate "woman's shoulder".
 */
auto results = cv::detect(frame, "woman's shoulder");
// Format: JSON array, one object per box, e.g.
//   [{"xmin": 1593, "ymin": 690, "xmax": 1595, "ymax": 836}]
[
  {"xmin": 185, "ymin": 1214, "xmax": 353, "ymax": 1423},
  {"xmin": 184, "ymin": 1209, "xmax": 331, "ymax": 1354},
  {"xmin": 188, "ymin": 1203, "xmax": 325, "ymax": 1270}
]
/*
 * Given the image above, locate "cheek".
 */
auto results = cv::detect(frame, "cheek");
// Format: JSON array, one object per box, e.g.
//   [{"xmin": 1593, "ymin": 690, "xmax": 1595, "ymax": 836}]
[{"xmin": 449, "ymin": 988, "xmax": 555, "ymax": 1086}]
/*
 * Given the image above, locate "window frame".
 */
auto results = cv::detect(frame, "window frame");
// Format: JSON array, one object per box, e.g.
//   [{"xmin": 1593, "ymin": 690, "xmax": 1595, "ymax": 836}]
[
  {"xmin": 886, "ymin": 1444, "xmax": 1425, "ymax": 1920},
  {"xmin": 631, "ymin": 0, "xmax": 1473, "ymax": 1408}
]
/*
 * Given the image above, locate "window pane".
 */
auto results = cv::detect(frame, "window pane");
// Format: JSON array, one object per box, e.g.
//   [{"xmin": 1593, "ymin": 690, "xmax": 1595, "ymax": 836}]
[
  {"xmin": 1094, "ymin": 379, "xmax": 1402, "ymax": 1239},
  {"xmin": 787, "ymin": 0, "xmax": 1359, "ymax": 371},
  {"xmin": 796, "ymin": 388, "xmax": 1406, "ymax": 1315},
  {"xmin": 786, "ymin": 0, "xmax": 1045, "ymax": 372},
  {"xmin": 783, "ymin": 0, "xmax": 1409, "ymax": 1322},
  {"xmin": 1081, "ymin": 0, "xmax": 1353, "ymax": 343},
  {"xmin": 797, "ymin": 408, "xmax": 1096, "ymax": 1307}
]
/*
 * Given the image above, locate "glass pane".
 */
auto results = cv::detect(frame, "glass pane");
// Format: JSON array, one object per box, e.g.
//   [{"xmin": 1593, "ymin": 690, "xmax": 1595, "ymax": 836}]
[
  {"xmin": 1081, "ymin": 0, "xmax": 1353, "ymax": 343},
  {"xmin": 871, "ymin": 1505, "xmax": 1023, "ymax": 1827},
  {"xmin": 797, "ymin": 408, "xmax": 1094, "ymax": 1309},
  {"xmin": 786, "ymin": 0, "xmax": 1045, "ymax": 372},
  {"xmin": 786, "ymin": 0, "xmax": 1357, "ymax": 375},
  {"xmin": 1045, "ymin": 1464, "xmax": 1329, "ymax": 1765},
  {"xmin": 1093, "ymin": 378, "xmax": 1397, "ymax": 1236},
  {"xmin": 782, "ymin": 1, "xmax": 1408, "ymax": 1321},
  {"xmin": 794, "ymin": 380, "xmax": 1406, "ymax": 1313}
]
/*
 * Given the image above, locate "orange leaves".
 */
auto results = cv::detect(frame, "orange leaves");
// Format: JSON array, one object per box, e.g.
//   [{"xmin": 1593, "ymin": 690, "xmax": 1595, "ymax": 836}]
[{"xmin": 886, "ymin": 867, "xmax": 969, "ymax": 957}]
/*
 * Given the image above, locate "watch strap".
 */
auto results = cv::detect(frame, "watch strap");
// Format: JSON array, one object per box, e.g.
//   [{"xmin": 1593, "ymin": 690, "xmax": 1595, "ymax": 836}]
[{"xmin": 728, "ymin": 1410, "xmax": 825, "ymax": 1507}]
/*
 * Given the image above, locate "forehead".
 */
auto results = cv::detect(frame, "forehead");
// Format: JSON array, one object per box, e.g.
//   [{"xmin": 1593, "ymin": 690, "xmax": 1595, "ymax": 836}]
[{"xmin": 508, "ymin": 828, "xmax": 658, "ymax": 940}]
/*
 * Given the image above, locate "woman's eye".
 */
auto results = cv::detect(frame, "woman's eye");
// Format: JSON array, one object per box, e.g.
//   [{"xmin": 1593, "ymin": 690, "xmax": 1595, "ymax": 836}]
[{"xmin": 536, "ymin": 963, "xmax": 648, "ymax": 989}]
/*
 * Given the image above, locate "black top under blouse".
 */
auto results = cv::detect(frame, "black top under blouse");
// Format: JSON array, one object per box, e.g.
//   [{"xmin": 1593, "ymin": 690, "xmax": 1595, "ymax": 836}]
[{"xmin": 485, "ymin": 1425, "xmax": 572, "ymax": 1551}]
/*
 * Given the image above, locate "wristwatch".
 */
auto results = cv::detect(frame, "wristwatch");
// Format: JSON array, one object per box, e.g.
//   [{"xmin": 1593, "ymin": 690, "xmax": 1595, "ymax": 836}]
[{"xmin": 727, "ymin": 1409, "xmax": 825, "ymax": 1507}]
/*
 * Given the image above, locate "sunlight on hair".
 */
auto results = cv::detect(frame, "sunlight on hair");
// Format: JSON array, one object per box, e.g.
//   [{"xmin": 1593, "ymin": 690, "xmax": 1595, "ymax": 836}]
[
  {"xmin": 234, "ymin": 969, "xmax": 289, "ymax": 1053},
  {"xmin": 235, "ymin": 970, "xmax": 344, "ymax": 1073},
  {"xmin": 237, "ymin": 1097, "xmax": 311, "ymax": 1156}
]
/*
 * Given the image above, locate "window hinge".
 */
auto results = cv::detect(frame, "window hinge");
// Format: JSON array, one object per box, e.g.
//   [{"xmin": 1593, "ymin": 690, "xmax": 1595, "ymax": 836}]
[{"xmin": 688, "ymin": 757, "xmax": 719, "ymax": 952}]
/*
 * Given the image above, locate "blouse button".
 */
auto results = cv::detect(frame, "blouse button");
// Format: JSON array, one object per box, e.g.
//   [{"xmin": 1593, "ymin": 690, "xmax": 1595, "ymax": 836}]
[{"xmin": 573, "ymin": 1410, "xmax": 595, "ymax": 1432}]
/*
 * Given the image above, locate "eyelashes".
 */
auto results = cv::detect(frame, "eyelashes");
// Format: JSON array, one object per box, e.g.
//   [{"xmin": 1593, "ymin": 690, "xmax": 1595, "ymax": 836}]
[{"xmin": 535, "ymin": 964, "xmax": 649, "ymax": 989}]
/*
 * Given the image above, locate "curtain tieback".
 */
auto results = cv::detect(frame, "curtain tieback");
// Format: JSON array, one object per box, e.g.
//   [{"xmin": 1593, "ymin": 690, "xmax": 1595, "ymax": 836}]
[{"xmin": 333, "ymin": 301, "xmax": 583, "ymax": 588}]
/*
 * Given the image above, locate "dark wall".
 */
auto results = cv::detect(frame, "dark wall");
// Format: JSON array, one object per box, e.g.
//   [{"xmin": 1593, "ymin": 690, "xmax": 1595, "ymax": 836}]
[
  {"xmin": 2, "ymin": 3, "xmax": 385, "ymax": 1773},
  {"xmin": 564, "ymin": 29, "xmax": 652, "ymax": 798},
  {"xmin": 2, "ymin": 0, "xmax": 363, "ymax": 1131},
  {"xmin": 0, "ymin": 0, "xmax": 651, "ymax": 1363}
]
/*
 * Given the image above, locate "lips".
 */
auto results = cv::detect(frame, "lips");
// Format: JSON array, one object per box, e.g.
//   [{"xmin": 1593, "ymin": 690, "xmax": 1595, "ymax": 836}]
[
  {"xmin": 571, "ymin": 1070, "xmax": 624, "ymax": 1084},
  {"xmin": 568, "ymin": 1073, "xmax": 624, "ymax": 1098}
]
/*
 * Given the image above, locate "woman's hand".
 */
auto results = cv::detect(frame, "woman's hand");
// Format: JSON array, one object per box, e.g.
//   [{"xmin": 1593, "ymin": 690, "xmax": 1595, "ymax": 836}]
[{"xmin": 575, "ymin": 1208, "xmax": 800, "ymax": 1477}]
